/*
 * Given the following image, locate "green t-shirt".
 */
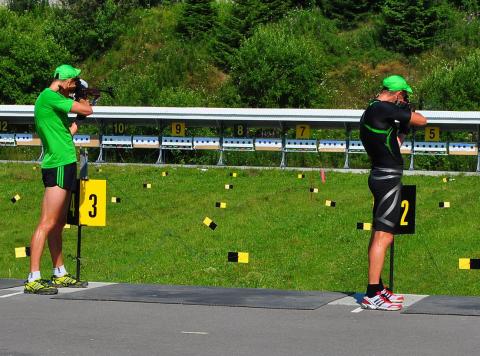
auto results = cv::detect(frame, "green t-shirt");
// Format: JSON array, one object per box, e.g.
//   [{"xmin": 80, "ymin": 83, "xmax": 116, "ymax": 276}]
[{"xmin": 34, "ymin": 88, "xmax": 76, "ymax": 168}]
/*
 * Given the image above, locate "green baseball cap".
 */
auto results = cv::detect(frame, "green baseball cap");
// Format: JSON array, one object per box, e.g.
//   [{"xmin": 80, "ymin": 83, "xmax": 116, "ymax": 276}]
[
  {"xmin": 382, "ymin": 75, "xmax": 413, "ymax": 94},
  {"xmin": 53, "ymin": 64, "xmax": 81, "ymax": 80}
]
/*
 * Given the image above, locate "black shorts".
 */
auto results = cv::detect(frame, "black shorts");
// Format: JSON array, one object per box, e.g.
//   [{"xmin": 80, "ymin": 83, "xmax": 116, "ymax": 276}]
[
  {"xmin": 42, "ymin": 162, "xmax": 77, "ymax": 191},
  {"xmin": 368, "ymin": 167, "xmax": 403, "ymax": 234}
]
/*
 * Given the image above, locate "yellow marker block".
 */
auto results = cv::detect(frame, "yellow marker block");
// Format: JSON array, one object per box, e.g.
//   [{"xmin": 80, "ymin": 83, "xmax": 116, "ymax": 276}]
[
  {"xmin": 203, "ymin": 217, "xmax": 217, "ymax": 230},
  {"xmin": 143, "ymin": 183, "xmax": 152, "ymax": 189},
  {"xmin": 215, "ymin": 202, "xmax": 227, "ymax": 209},
  {"xmin": 230, "ymin": 172, "xmax": 238, "ymax": 178},
  {"xmin": 459, "ymin": 258, "xmax": 471, "ymax": 270},
  {"xmin": 111, "ymin": 197, "xmax": 121, "ymax": 203},
  {"xmin": 298, "ymin": 174, "xmax": 305, "ymax": 179},
  {"xmin": 162, "ymin": 172, "xmax": 168, "ymax": 177},
  {"xmin": 238, "ymin": 252, "xmax": 249, "ymax": 264},
  {"xmin": 439, "ymin": 202, "xmax": 450, "ymax": 208},
  {"xmin": 357, "ymin": 223, "xmax": 372, "ymax": 231},
  {"xmin": 225, "ymin": 184, "xmax": 233, "ymax": 190},
  {"xmin": 325, "ymin": 200, "xmax": 336, "ymax": 207},
  {"xmin": 64, "ymin": 224, "xmax": 71, "ymax": 229},
  {"xmin": 310, "ymin": 188, "xmax": 318, "ymax": 193},
  {"xmin": 11, "ymin": 194, "xmax": 21, "ymax": 203},
  {"xmin": 15, "ymin": 247, "xmax": 30, "ymax": 258}
]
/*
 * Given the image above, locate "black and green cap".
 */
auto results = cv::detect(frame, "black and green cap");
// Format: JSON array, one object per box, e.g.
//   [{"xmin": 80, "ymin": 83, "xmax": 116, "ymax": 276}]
[
  {"xmin": 382, "ymin": 75, "xmax": 413, "ymax": 94},
  {"xmin": 53, "ymin": 64, "xmax": 81, "ymax": 80}
]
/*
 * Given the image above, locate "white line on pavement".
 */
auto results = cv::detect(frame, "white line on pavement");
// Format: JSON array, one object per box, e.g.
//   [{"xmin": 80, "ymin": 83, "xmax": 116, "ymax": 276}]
[
  {"xmin": 351, "ymin": 307, "xmax": 363, "ymax": 313},
  {"xmin": 181, "ymin": 331, "xmax": 209, "ymax": 335},
  {"xmin": 0, "ymin": 292, "xmax": 23, "ymax": 299}
]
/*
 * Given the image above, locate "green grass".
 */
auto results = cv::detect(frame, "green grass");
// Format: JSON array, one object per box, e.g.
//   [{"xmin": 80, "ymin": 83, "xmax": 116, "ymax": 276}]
[{"xmin": 1, "ymin": 163, "xmax": 479, "ymax": 296}]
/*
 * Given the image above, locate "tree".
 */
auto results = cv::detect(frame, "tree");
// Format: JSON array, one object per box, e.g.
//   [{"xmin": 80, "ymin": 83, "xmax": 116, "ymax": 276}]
[
  {"xmin": 319, "ymin": 0, "xmax": 382, "ymax": 28},
  {"xmin": 231, "ymin": 24, "xmax": 327, "ymax": 108},
  {"xmin": 380, "ymin": 0, "xmax": 450, "ymax": 54},
  {"xmin": 176, "ymin": 0, "xmax": 217, "ymax": 40}
]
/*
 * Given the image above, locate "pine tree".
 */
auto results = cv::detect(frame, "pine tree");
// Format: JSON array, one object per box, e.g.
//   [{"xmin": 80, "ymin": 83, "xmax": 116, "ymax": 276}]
[
  {"xmin": 320, "ymin": 0, "xmax": 380, "ymax": 28},
  {"xmin": 177, "ymin": 0, "xmax": 217, "ymax": 40},
  {"xmin": 381, "ymin": 0, "xmax": 448, "ymax": 54}
]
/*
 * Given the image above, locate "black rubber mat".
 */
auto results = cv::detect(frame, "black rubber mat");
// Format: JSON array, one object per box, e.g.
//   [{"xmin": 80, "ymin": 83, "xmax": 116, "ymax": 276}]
[
  {"xmin": 0, "ymin": 279, "xmax": 24, "ymax": 289},
  {"xmin": 53, "ymin": 284, "xmax": 348, "ymax": 310},
  {"xmin": 403, "ymin": 295, "xmax": 480, "ymax": 316}
]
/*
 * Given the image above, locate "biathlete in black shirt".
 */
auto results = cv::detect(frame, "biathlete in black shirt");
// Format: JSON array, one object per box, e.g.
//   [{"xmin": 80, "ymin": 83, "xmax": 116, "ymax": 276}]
[{"xmin": 359, "ymin": 75, "xmax": 427, "ymax": 311}]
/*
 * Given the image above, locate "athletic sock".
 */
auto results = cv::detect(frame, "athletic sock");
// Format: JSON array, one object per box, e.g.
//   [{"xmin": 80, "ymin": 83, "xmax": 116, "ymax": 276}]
[
  {"xmin": 28, "ymin": 271, "xmax": 41, "ymax": 283},
  {"xmin": 366, "ymin": 284, "xmax": 382, "ymax": 298},
  {"xmin": 53, "ymin": 265, "xmax": 67, "ymax": 278}
]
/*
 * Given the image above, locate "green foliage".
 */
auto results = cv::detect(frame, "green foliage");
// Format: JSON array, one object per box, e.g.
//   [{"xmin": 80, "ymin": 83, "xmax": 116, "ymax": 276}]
[
  {"xmin": 320, "ymin": 0, "xmax": 381, "ymax": 28},
  {"xmin": 419, "ymin": 50, "xmax": 480, "ymax": 110},
  {"xmin": 48, "ymin": 0, "xmax": 123, "ymax": 61},
  {"xmin": 176, "ymin": 0, "xmax": 217, "ymax": 40},
  {"xmin": 380, "ymin": 0, "xmax": 451, "ymax": 54},
  {"xmin": 7, "ymin": 0, "xmax": 48, "ymax": 12},
  {"xmin": 231, "ymin": 20, "xmax": 327, "ymax": 108},
  {"xmin": 0, "ymin": 8, "xmax": 71, "ymax": 104}
]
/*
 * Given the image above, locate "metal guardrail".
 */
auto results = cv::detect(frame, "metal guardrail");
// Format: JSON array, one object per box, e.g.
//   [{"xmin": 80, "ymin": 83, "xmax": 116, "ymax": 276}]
[{"xmin": 1, "ymin": 105, "xmax": 479, "ymax": 171}]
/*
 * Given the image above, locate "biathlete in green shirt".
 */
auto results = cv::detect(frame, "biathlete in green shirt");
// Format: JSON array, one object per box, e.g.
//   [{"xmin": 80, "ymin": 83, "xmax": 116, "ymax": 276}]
[{"xmin": 25, "ymin": 64, "xmax": 93, "ymax": 295}]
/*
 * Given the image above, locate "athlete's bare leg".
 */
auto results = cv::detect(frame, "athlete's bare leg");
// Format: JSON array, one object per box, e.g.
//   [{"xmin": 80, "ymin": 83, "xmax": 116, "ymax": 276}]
[
  {"xmin": 368, "ymin": 229, "xmax": 394, "ymax": 285},
  {"xmin": 29, "ymin": 186, "xmax": 70, "ymax": 273}
]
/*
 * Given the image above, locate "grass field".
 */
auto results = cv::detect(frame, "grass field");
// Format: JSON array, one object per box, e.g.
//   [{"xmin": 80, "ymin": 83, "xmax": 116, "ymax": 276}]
[{"xmin": 1, "ymin": 162, "xmax": 479, "ymax": 296}]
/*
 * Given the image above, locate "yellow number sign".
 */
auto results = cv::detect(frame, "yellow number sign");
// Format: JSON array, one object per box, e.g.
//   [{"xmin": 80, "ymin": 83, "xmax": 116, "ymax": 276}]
[
  {"xmin": 113, "ymin": 122, "xmax": 126, "ymax": 134},
  {"xmin": 400, "ymin": 200, "xmax": 409, "ymax": 226},
  {"xmin": 296, "ymin": 125, "xmax": 311, "ymax": 139},
  {"xmin": 171, "ymin": 122, "xmax": 186, "ymax": 137},
  {"xmin": 79, "ymin": 180, "xmax": 107, "ymax": 227},
  {"xmin": 425, "ymin": 127, "xmax": 440, "ymax": 142},
  {"xmin": 0, "ymin": 121, "xmax": 7, "ymax": 132}
]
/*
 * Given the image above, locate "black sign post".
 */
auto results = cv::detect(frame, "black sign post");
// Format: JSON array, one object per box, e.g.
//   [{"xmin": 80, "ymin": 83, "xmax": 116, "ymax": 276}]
[{"xmin": 390, "ymin": 185, "xmax": 416, "ymax": 291}]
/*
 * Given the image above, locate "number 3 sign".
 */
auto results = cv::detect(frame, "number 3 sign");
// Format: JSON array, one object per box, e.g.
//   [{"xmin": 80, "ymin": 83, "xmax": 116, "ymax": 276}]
[{"xmin": 68, "ymin": 179, "xmax": 107, "ymax": 227}]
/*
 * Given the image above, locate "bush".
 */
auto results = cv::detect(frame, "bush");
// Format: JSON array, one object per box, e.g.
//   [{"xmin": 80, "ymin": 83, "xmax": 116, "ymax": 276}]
[
  {"xmin": 0, "ymin": 8, "xmax": 71, "ymax": 104},
  {"xmin": 176, "ymin": 0, "xmax": 217, "ymax": 40},
  {"xmin": 231, "ymin": 22, "xmax": 327, "ymax": 108},
  {"xmin": 419, "ymin": 50, "xmax": 480, "ymax": 110}
]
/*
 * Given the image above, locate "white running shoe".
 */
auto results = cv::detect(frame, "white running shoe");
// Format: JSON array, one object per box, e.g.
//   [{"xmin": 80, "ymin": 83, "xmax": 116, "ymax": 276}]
[
  {"xmin": 381, "ymin": 288, "xmax": 404, "ymax": 304},
  {"xmin": 361, "ymin": 292, "xmax": 402, "ymax": 311}
]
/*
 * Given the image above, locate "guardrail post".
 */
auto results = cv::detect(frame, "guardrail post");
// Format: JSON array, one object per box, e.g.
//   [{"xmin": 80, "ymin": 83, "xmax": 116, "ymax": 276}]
[
  {"xmin": 477, "ymin": 125, "xmax": 480, "ymax": 172},
  {"xmin": 409, "ymin": 128, "xmax": 416, "ymax": 171},
  {"xmin": 217, "ymin": 124, "xmax": 225, "ymax": 166},
  {"xmin": 280, "ymin": 125, "xmax": 286, "ymax": 168},
  {"xmin": 95, "ymin": 122, "xmax": 105, "ymax": 163},
  {"xmin": 155, "ymin": 121, "xmax": 164, "ymax": 165},
  {"xmin": 36, "ymin": 144, "xmax": 44, "ymax": 162},
  {"xmin": 343, "ymin": 124, "xmax": 351, "ymax": 169}
]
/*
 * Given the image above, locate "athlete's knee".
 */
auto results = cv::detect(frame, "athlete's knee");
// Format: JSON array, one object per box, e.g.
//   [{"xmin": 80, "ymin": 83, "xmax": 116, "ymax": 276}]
[{"xmin": 38, "ymin": 218, "xmax": 59, "ymax": 234}]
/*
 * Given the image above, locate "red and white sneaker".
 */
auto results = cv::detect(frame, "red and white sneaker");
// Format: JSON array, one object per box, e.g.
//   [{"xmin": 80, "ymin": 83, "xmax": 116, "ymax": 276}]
[
  {"xmin": 381, "ymin": 288, "xmax": 404, "ymax": 304},
  {"xmin": 361, "ymin": 292, "xmax": 403, "ymax": 311}
]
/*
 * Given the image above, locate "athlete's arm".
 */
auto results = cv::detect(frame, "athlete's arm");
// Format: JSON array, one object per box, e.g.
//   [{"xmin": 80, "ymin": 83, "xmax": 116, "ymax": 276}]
[
  {"xmin": 69, "ymin": 121, "xmax": 78, "ymax": 135},
  {"xmin": 71, "ymin": 99, "xmax": 93, "ymax": 116},
  {"xmin": 409, "ymin": 112, "xmax": 427, "ymax": 127}
]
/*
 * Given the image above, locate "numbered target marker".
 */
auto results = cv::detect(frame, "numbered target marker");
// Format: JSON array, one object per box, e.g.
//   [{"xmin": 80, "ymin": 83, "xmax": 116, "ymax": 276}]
[
  {"xmin": 357, "ymin": 222, "xmax": 372, "ymax": 231},
  {"xmin": 203, "ymin": 217, "xmax": 217, "ymax": 230},
  {"xmin": 233, "ymin": 124, "xmax": 247, "ymax": 138},
  {"xmin": 228, "ymin": 252, "xmax": 249, "ymax": 264},
  {"xmin": 310, "ymin": 188, "xmax": 319, "ymax": 193},
  {"xmin": 225, "ymin": 184, "xmax": 233, "ymax": 190},
  {"xmin": 425, "ymin": 126, "xmax": 440, "ymax": 142},
  {"xmin": 172, "ymin": 122, "xmax": 186, "ymax": 137},
  {"xmin": 296, "ymin": 124, "xmax": 311, "ymax": 139},
  {"xmin": 395, "ymin": 185, "xmax": 416, "ymax": 235},
  {"xmin": 10, "ymin": 194, "xmax": 21, "ymax": 203},
  {"xmin": 459, "ymin": 258, "xmax": 480, "ymax": 270},
  {"xmin": 15, "ymin": 247, "xmax": 30, "ymax": 258},
  {"xmin": 325, "ymin": 200, "xmax": 336, "ymax": 207},
  {"xmin": 215, "ymin": 202, "xmax": 227, "ymax": 209},
  {"xmin": 113, "ymin": 122, "xmax": 127, "ymax": 135},
  {"xmin": 439, "ymin": 202, "xmax": 450, "ymax": 208}
]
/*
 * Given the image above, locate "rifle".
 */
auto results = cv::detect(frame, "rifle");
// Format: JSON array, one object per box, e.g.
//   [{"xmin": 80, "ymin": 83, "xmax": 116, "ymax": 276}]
[{"xmin": 73, "ymin": 78, "xmax": 114, "ymax": 120}]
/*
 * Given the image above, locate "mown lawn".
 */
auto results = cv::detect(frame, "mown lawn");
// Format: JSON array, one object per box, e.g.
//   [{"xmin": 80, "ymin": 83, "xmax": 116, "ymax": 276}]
[{"xmin": 1, "ymin": 163, "xmax": 479, "ymax": 296}]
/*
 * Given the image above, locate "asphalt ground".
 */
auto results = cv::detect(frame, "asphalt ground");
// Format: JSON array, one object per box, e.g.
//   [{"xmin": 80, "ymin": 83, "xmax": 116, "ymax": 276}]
[{"xmin": 0, "ymin": 284, "xmax": 479, "ymax": 356}]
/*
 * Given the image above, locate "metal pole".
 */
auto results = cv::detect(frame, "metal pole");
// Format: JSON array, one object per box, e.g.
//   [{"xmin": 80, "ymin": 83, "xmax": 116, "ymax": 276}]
[
  {"xmin": 343, "ymin": 125, "xmax": 351, "ymax": 169},
  {"xmin": 409, "ymin": 128, "xmax": 416, "ymax": 171},
  {"xmin": 76, "ymin": 148, "xmax": 88, "ymax": 281},
  {"xmin": 389, "ymin": 240, "xmax": 395, "ymax": 291},
  {"xmin": 217, "ymin": 123, "xmax": 225, "ymax": 166},
  {"xmin": 476, "ymin": 125, "xmax": 480, "ymax": 173},
  {"xmin": 280, "ymin": 125, "xmax": 286, "ymax": 168}
]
